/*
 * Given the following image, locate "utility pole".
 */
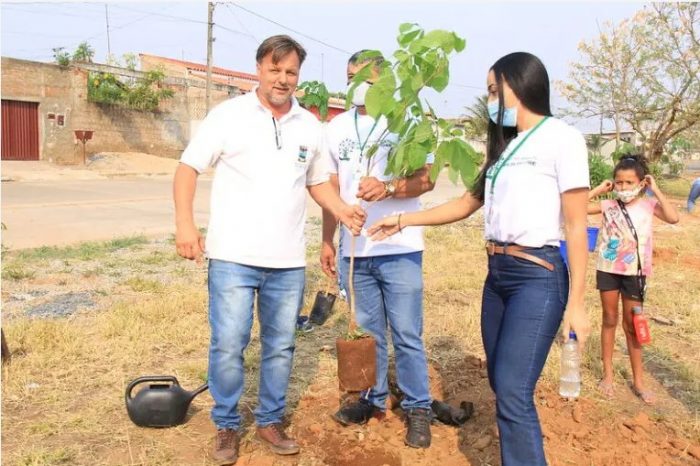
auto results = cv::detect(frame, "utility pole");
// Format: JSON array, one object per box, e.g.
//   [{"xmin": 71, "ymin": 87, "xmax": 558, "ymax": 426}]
[
  {"xmin": 206, "ymin": 2, "xmax": 215, "ymax": 113},
  {"xmin": 105, "ymin": 4, "xmax": 112, "ymax": 61}
]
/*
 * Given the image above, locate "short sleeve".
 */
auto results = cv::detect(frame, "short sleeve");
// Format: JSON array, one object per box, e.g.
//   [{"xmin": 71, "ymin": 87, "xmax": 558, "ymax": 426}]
[
  {"xmin": 306, "ymin": 124, "xmax": 331, "ymax": 186},
  {"xmin": 556, "ymin": 127, "xmax": 590, "ymax": 193},
  {"xmin": 180, "ymin": 104, "xmax": 226, "ymax": 173}
]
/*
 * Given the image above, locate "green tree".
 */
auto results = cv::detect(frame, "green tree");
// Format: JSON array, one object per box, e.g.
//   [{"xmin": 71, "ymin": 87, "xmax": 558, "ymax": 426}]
[
  {"xmin": 559, "ymin": 3, "xmax": 700, "ymax": 162},
  {"xmin": 88, "ymin": 68, "xmax": 174, "ymax": 112},
  {"xmin": 52, "ymin": 47, "xmax": 70, "ymax": 67},
  {"xmin": 586, "ymin": 134, "xmax": 606, "ymax": 156},
  {"xmin": 347, "ymin": 24, "xmax": 479, "ymax": 187},
  {"xmin": 462, "ymin": 94, "xmax": 489, "ymax": 139},
  {"xmin": 588, "ymin": 153, "xmax": 614, "ymax": 189},
  {"xmin": 300, "ymin": 24, "xmax": 479, "ymax": 186},
  {"xmin": 72, "ymin": 41, "xmax": 95, "ymax": 63}
]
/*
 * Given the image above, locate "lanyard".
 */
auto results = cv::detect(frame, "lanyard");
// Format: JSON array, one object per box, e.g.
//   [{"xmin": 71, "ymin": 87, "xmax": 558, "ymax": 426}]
[
  {"xmin": 354, "ymin": 108, "xmax": 379, "ymax": 160},
  {"xmin": 488, "ymin": 116, "xmax": 549, "ymax": 196},
  {"xmin": 616, "ymin": 200, "xmax": 646, "ymax": 301}
]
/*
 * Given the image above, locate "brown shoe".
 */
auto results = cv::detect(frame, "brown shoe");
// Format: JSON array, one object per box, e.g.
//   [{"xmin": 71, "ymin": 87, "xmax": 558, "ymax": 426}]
[
  {"xmin": 256, "ymin": 423, "xmax": 300, "ymax": 455},
  {"xmin": 212, "ymin": 428, "xmax": 239, "ymax": 465}
]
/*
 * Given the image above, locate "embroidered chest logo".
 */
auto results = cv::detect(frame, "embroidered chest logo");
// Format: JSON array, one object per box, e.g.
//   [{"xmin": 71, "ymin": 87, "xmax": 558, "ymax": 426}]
[
  {"xmin": 297, "ymin": 145, "xmax": 308, "ymax": 163},
  {"xmin": 338, "ymin": 138, "xmax": 355, "ymax": 161}
]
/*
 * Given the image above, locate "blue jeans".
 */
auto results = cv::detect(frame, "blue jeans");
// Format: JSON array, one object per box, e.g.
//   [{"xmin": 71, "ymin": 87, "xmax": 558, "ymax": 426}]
[
  {"xmin": 688, "ymin": 178, "xmax": 700, "ymax": 213},
  {"xmin": 207, "ymin": 260, "xmax": 305, "ymax": 430},
  {"xmin": 340, "ymin": 251, "xmax": 431, "ymax": 411},
  {"xmin": 481, "ymin": 246, "xmax": 568, "ymax": 466}
]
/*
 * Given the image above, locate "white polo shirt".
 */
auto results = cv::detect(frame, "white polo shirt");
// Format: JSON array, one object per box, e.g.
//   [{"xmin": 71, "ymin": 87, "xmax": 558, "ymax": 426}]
[
  {"xmin": 483, "ymin": 117, "xmax": 589, "ymax": 247},
  {"xmin": 180, "ymin": 90, "xmax": 329, "ymax": 268},
  {"xmin": 325, "ymin": 108, "xmax": 430, "ymax": 258}
]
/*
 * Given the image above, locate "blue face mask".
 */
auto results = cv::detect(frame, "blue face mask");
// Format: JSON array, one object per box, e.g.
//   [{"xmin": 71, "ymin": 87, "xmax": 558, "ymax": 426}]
[{"xmin": 488, "ymin": 99, "xmax": 517, "ymax": 127}]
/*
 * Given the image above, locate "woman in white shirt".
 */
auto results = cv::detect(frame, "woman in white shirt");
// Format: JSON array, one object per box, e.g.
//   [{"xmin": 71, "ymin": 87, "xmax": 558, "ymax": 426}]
[{"xmin": 368, "ymin": 52, "xmax": 590, "ymax": 466}]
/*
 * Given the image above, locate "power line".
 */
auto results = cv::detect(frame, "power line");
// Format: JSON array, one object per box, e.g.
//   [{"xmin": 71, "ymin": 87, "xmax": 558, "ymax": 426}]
[
  {"xmin": 215, "ymin": 23, "xmax": 256, "ymax": 39},
  {"xmin": 1, "ymin": 5, "xmax": 103, "ymax": 19},
  {"xmin": 228, "ymin": 2, "xmax": 351, "ymax": 55},
  {"xmin": 2, "ymin": 30, "xmax": 87, "ymax": 39},
  {"xmin": 225, "ymin": 3, "xmax": 482, "ymax": 90},
  {"xmin": 109, "ymin": 4, "xmax": 209, "ymax": 25},
  {"xmin": 451, "ymin": 83, "xmax": 485, "ymax": 91},
  {"xmin": 223, "ymin": 3, "xmax": 259, "ymax": 42}
]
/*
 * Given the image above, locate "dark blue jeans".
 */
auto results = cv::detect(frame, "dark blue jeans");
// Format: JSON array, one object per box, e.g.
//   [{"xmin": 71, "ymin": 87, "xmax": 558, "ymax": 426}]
[{"xmin": 481, "ymin": 245, "xmax": 568, "ymax": 466}]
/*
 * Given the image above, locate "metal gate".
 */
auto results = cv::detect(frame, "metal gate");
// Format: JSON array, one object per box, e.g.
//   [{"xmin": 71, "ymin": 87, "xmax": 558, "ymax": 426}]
[{"xmin": 1, "ymin": 100, "xmax": 40, "ymax": 161}]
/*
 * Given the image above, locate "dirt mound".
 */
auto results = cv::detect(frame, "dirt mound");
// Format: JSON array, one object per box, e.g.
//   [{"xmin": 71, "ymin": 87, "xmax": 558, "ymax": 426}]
[
  {"xmin": 86, "ymin": 152, "xmax": 179, "ymax": 175},
  {"xmin": 289, "ymin": 356, "xmax": 699, "ymax": 466}
]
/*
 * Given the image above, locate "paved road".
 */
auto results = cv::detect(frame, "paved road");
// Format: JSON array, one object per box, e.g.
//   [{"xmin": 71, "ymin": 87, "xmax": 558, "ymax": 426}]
[{"xmin": 1, "ymin": 175, "xmax": 465, "ymax": 249}]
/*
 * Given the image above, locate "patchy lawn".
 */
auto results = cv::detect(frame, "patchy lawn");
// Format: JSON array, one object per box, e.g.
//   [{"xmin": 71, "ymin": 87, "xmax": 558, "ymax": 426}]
[{"xmin": 2, "ymin": 204, "xmax": 699, "ymax": 465}]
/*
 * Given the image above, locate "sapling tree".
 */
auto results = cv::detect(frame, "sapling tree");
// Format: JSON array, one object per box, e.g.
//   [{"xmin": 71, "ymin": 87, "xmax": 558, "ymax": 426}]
[{"xmin": 304, "ymin": 24, "xmax": 480, "ymax": 354}]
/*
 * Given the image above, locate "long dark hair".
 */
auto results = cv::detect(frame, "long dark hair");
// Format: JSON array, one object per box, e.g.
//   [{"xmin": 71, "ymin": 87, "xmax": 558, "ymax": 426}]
[
  {"xmin": 613, "ymin": 153, "xmax": 649, "ymax": 181},
  {"xmin": 472, "ymin": 52, "xmax": 553, "ymax": 201}
]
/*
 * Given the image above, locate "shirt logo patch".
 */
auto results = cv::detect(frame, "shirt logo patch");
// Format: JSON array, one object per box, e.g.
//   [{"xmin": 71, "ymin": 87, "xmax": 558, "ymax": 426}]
[
  {"xmin": 297, "ymin": 145, "xmax": 308, "ymax": 163},
  {"xmin": 338, "ymin": 138, "xmax": 355, "ymax": 161}
]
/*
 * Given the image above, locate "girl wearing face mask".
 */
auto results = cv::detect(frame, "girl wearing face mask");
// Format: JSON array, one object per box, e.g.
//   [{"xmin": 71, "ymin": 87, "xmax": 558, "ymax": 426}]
[
  {"xmin": 588, "ymin": 155, "xmax": 678, "ymax": 404},
  {"xmin": 369, "ymin": 52, "xmax": 591, "ymax": 465}
]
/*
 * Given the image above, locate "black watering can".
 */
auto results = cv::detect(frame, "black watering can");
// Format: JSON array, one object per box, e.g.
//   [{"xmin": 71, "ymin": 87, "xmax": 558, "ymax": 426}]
[{"xmin": 125, "ymin": 376, "xmax": 208, "ymax": 427}]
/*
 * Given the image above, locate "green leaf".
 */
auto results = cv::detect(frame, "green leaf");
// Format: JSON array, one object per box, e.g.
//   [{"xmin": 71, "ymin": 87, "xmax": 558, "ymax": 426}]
[
  {"xmin": 406, "ymin": 143, "xmax": 430, "ymax": 174},
  {"xmin": 453, "ymin": 139, "xmax": 479, "ymax": 186},
  {"xmin": 387, "ymin": 109, "xmax": 405, "ymax": 134},
  {"xmin": 394, "ymin": 50, "xmax": 410, "ymax": 63},
  {"xmin": 453, "ymin": 34, "xmax": 466, "ymax": 52},
  {"xmin": 366, "ymin": 143, "xmax": 379, "ymax": 160},
  {"xmin": 422, "ymin": 30, "xmax": 454, "ymax": 51},
  {"xmin": 408, "ymin": 39, "xmax": 428, "ymax": 55},
  {"xmin": 414, "ymin": 119, "xmax": 433, "ymax": 143},
  {"xmin": 365, "ymin": 67, "xmax": 397, "ymax": 118},
  {"xmin": 411, "ymin": 74, "xmax": 424, "ymax": 92},
  {"xmin": 358, "ymin": 50, "xmax": 383, "ymax": 62},
  {"xmin": 429, "ymin": 159, "xmax": 442, "ymax": 182},
  {"xmin": 424, "ymin": 55, "xmax": 450, "ymax": 92},
  {"xmin": 399, "ymin": 22, "xmax": 418, "ymax": 34},
  {"xmin": 399, "ymin": 30, "xmax": 422, "ymax": 48}
]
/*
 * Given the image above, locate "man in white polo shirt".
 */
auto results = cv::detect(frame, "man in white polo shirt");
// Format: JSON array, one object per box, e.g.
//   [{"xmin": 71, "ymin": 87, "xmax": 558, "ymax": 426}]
[
  {"xmin": 320, "ymin": 51, "xmax": 436, "ymax": 449},
  {"xmin": 173, "ymin": 35, "xmax": 365, "ymax": 465}
]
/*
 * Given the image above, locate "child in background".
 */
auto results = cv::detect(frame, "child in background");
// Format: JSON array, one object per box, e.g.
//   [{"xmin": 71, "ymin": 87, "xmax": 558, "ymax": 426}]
[{"xmin": 588, "ymin": 155, "xmax": 679, "ymax": 404}]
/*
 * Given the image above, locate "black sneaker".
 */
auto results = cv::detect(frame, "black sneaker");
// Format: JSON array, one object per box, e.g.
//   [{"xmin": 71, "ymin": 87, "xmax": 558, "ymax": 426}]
[
  {"xmin": 405, "ymin": 408, "xmax": 432, "ymax": 448},
  {"xmin": 333, "ymin": 398, "xmax": 382, "ymax": 426}
]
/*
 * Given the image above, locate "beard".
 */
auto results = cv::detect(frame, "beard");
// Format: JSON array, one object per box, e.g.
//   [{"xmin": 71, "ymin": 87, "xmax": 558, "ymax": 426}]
[{"xmin": 265, "ymin": 88, "xmax": 292, "ymax": 106}]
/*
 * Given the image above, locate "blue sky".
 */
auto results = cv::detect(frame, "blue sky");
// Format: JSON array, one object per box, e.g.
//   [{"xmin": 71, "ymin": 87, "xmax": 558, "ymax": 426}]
[{"xmin": 1, "ymin": 1, "xmax": 645, "ymax": 131}]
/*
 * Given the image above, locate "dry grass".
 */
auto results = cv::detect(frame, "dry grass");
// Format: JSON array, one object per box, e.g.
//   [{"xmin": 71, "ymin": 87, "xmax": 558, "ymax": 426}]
[{"xmin": 2, "ymin": 208, "xmax": 699, "ymax": 464}]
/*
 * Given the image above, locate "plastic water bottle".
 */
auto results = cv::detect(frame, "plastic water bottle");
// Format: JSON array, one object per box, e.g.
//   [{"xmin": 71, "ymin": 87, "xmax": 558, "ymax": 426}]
[
  {"xmin": 559, "ymin": 331, "xmax": 581, "ymax": 398},
  {"xmin": 632, "ymin": 306, "xmax": 651, "ymax": 345}
]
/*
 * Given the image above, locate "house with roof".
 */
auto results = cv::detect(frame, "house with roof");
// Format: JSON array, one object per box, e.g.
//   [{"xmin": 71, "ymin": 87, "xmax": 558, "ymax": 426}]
[{"xmin": 139, "ymin": 53, "xmax": 346, "ymax": 121}]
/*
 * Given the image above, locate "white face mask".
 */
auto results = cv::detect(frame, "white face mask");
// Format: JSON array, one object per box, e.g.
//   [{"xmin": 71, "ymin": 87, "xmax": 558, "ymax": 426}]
[
  {"xmin": 614, "ymin": 185, "xmax": 643, "ymax": 203},
  {"xmin": 349, "ymin": 81, "xmax": 371, "ymax": 107}
]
